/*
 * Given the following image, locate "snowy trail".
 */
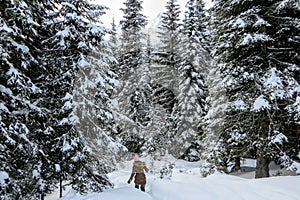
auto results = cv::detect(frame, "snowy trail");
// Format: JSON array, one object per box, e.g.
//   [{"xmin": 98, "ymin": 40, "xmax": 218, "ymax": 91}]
[{"xmin": 59, "ymin": 158, "xmax": 300, "ymax": 200}]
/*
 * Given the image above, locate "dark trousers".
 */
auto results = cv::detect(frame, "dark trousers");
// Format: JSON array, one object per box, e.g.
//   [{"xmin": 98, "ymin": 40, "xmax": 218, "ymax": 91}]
[{"xmin": 135, "ymin": 184, "xmax": 145, "ymax": 192}]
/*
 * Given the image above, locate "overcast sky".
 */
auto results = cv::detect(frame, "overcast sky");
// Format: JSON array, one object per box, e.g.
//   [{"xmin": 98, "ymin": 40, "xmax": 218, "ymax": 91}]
[{"xmin": 97, "ymin": 0, "xmax": 213, "ymax": 27}]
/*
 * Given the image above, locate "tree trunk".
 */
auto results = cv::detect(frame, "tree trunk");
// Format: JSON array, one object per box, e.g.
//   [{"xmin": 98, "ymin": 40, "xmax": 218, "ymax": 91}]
[
  {"xmin": 40, "ymin": 192, "xmax": 44, "ymax": 200},
  {"xmin": 255, "ymin": 113, "xmax": 271, "ymax": 178},
  {"xmin": 234, "ymin": 157, "xmax": 241, "ymax": 171},
  {"xmin": 255, "ymin": 155, "xmax": 270, "ymax": 178},
  {"xmin": 59, "ymin": 174, "xmax": 63, "ymax": 198}
]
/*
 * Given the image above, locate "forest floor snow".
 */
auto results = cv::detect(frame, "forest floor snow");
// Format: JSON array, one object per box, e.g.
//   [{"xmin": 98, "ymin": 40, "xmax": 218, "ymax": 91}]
[{"xmin": 52, "ymin": 156, "xmax": 300, "ymax": 200}]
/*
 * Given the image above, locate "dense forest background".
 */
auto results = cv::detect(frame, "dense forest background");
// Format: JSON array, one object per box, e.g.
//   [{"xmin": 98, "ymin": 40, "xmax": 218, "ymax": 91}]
[{"xmin": 0, "ymin": 0, "xmax": 299, "ymax": 199}]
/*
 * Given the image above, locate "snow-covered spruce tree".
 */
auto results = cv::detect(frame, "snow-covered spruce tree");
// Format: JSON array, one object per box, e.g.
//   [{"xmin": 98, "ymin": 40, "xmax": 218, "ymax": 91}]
[
  {"xmin": 286, "ymin": 95, "xmax": 300, "ymax": 162},
  {"xmin": 200, "ymin": 65, "xmax": 229, "ymax": 177},
  {"xmin": 118, "ymin": 0, "xmax": 147, "ymax": 75},
  {"xmin": 110, "ymin": 17, "xmax": 118, "ymax": 54},
  {"xmin": 205, "ymin": 0, "xmax": 300, "ymax": 178},
  {"xmin": 194, "ymin": 0, "xmax": 211, "ymax": 52},
  {"xmin": 132, "ymin": 33, "xmax": 180, "ymax": 156},
  {"xmin": 0, "ymin": 0, "xmax": 53, "ymax": 198},
  {"xmin": 270, "ymin": 1, "xmax": 300, "ymax": 165},
  {"xmin": 157, "ymin": 0, "xmax": 181, "ymax": 67},
  {"xmin": 74, "ymin": 41, "xmax": 121, "ymax": 168},
  {"xmin": 142, "ymin": 0, "xmax": 182, "ymax": 157},
  {"xmin": 112, "ymin": 0, "xmax": 150, "ymax": 153},
  {"xmin": 177, "ymin": 0, "xmax": 210, "ymax": 161},
  {"xmin": 96, "ymin": 23, "xmax": 121, "ymax": 151},
  {"xmin": 40, "ymin": 0, "xmax": 113, "ymax": 195}
]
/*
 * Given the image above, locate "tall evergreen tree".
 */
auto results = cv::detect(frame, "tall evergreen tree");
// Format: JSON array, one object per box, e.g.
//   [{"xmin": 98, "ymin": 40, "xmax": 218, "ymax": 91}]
[
  {"xmin": 118, "ymin": 0, "xmax": 147, "ymax": 74},
  {"xmin": 112, "ymin": 0, "xmax": 149, "ymax": 153},
  {"xmin": 194, "ymin": 0, "xmax": 211, "ymax": 52},
  {"xmin": 271, "ymin": 0, "xmax": 300, "ymax": 167},
  {"xmin": 201, "ymin": 65, "xmax": 229, "ymax": 176},
  {"xmin": 41, "ymin": 0, "xmax": 114, "ymax": 194},
  {"xmin": 177, "ymin": 0, "xmax": 210, "ymax": 161},
  {"xmin": 1, "ymin": 0, "xmax": 119, "ymax": 198},
  {"xmin": 157, "ymin": 0, "xmax": 181, "ymax": 67},
  {"xmin": 0, "ymin": 1, "xmax": 52, "ymax": 198},
  {"xmin": 143, "ymin": 0, "xmax": 182, "ymax": 157},
  {"xmin": 204, "ymin": 0, "xmax": 299, "ymax": 178},
  {"xmin": 110, "ymin": 17, "xmax": 118, "ymax": 54}
]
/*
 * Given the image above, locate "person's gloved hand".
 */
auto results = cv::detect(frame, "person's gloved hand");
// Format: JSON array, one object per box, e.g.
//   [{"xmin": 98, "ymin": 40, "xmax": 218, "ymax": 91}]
[{"xmin": 127, "ymin": 179, "xmax": 131, "ymax": 184}]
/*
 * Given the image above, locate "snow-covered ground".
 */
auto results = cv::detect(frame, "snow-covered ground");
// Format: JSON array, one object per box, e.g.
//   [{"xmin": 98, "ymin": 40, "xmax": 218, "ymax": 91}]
[{"xmin": 55, "ymin": 156, "xmax": 300, "ymax": 200}]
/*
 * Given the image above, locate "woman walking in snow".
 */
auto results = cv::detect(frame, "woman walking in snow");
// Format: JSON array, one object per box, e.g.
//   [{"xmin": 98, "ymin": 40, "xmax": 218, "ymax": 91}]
[{"xmin": 128, "ymin": 154, "xmax": 149, "ymax": 192}]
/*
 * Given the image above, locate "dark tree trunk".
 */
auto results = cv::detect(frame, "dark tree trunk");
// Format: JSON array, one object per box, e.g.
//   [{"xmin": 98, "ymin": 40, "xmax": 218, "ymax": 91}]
[
  {"xmin": 40, "ymin": 192, "xmax": 44, "ymax": 200},
  {"xmin": 255, "ymin": 155, "xmax": 270, "ymax": 178},
  {"xmin": 59, "ymin": 174, "xmax": 63, "ymax": 198},
  {"xmin": 234, "ymin": 157, "xmax": 241, "ymax": 171},
  {"xmin": 255, "ymin": 114, "xmax": 270, "ymax": 178}
]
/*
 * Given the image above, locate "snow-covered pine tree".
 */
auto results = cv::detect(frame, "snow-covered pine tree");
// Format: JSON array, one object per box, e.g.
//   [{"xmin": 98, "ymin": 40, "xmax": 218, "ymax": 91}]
[
  {"xmin": 74, "ymin": 40, "xmax": 120, "ymax": 168},
  {"xmin": 0, "ymin": 1, "xmax": 52, "ymax": 198},
  {"xmin": 93, "ymin": 18, "xmax": 121, "ymax": 153},
  {"xmin": 200, "ymin": 65, "xmax": 229, "ymax": 177},
  {"xmin": 40, "ymin": 0, "xmax": 113, "ymax": 195},
  {"xmin": 194, "ymin": 0, "xmax": 211, "ymax": 52},
  {"xmin": 270, "ymin": 0, "xmax": 300, "ymax": 165},
  {"xmin": 118, "ymin": 0, "xmax": 147, "ymax": 74},
  {"xmin": 205, "ymin": 0, "xmax": 300, "ymax": 178},
  {"xmin": 142, "ymin": 0, "xmax": 182, "ymax": 157},
  {"xmin": 110, "ymin": 17, "xmax": 118, "ymax": 55},
  {"xmin": 1, "ymin": 0, "xmax": 120, "ymax": 198},
  {"xmin": 112, "ymin": 0, "xmax": 150, "ymax": 153},
  {"xmin": 140, "ymin": 34, "xmax": 178, "ymax": 155},
  {"xmin": 177, "ymin": 0, "xmax": 210, "ymax": 161},
  {"xmin": 157, "ymin": 0, "xmax": 181, "ymax": 67}
]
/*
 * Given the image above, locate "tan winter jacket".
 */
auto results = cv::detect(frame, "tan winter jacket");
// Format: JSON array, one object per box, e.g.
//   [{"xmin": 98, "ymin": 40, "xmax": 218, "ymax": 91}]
[{"xmin": 129, "ymin": 161, "xmax": 149, "ymax": 185}]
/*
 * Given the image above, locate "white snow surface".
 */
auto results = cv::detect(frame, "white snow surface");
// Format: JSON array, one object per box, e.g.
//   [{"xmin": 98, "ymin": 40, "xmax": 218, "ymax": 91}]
[
  {"xmin": 253, "ymin": 95, "xmax": 270, "ymax": 111},
  {"xmin": 0, "ymin": 103, "xmax": 9, "ymax": 112},
  {"xmin": 57, "ymin": 157, "xmax": 300, "ymax": 200},
  {"xmin": 0, "ymin": 171, "xmax": 9, "ymax": 184},
  {"xmin": 232, "ymin": 18, "xmax": 246, "ymax": 28},
  {"xmin": 0, "ymin": 22, "xmax": 13, "ymax": 33}
]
